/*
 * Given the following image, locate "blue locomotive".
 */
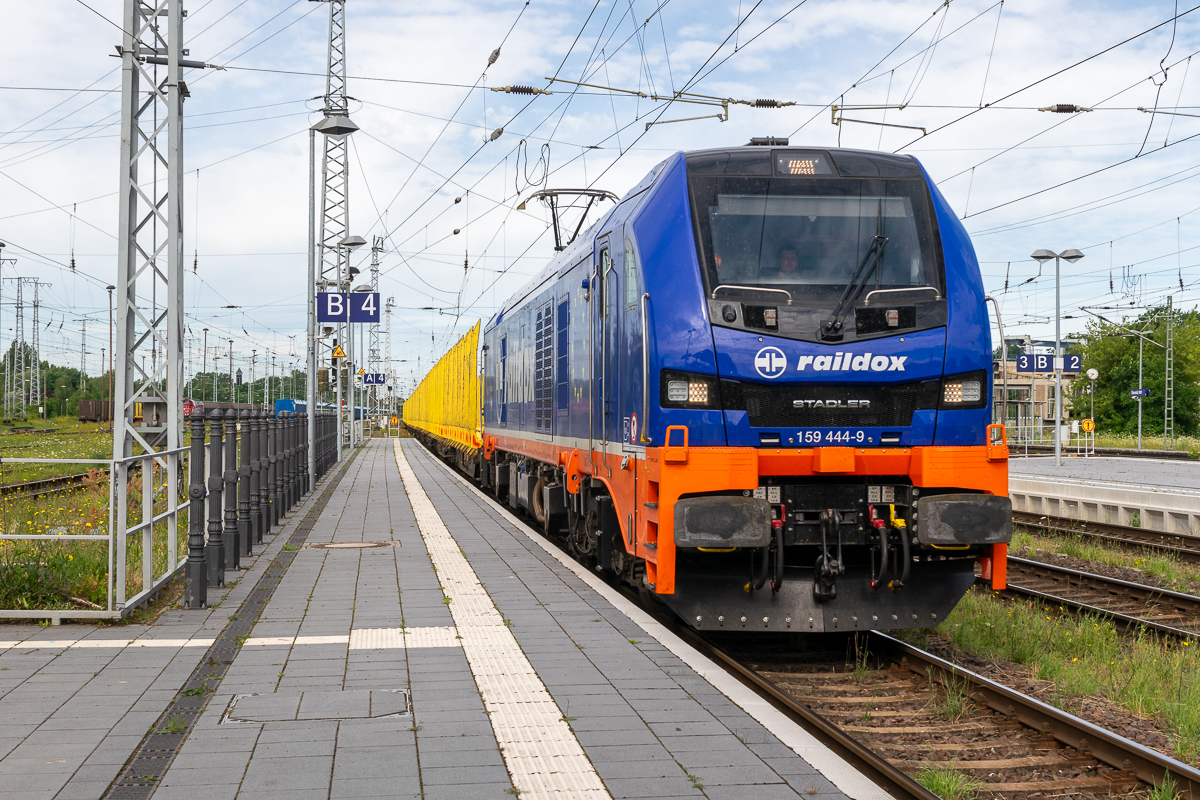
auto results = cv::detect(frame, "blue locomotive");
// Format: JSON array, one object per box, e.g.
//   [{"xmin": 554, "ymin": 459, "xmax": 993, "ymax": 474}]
[{"xmin": 406, "ymin": 140, "xmax": 1011, "ymax": 633}]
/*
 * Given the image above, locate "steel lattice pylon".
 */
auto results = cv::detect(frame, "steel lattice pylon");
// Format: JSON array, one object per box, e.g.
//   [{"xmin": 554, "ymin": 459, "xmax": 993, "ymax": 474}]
[
  {"xmin": 368, "ymin": 235, "xmax": 382, "ymax": 416},
  {"xmin": 315, "ymin": 0, "xmax": 352, "ymax": 447},
  {"xmin": 384, "ymin": 296, "xmax": 394, "ymax": 413},
  {"xmin": 1165, "ymin": 295, "xmax": 1175, "ymax": 450},
  {"xmin": 30, "ymin": 281, "xmax": 41, "ymax": 420},
  {"xmin": 111, "ymin": 0, "xmax": 189, "ymax": 606}
]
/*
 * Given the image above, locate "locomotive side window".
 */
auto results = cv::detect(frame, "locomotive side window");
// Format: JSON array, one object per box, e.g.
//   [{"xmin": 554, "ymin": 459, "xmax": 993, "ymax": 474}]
[
  {"xmin": 556, "ymin": 299, "xmax": 569, "ymax": 415},
  {"xmin": 499, "ymin": 335, "xmax": 507, "ymax": 425},
  {"xmin": 623, "ymin": 237, "xmax": 640, "ymax": 309},
  {"xmin": 535, "ymin": 303, "xmax": 554, "ymax": 432}
]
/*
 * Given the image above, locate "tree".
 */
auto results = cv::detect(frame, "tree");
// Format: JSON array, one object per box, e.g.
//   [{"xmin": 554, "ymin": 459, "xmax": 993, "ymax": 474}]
[{"xmin": 1069, "ymin": 307, "xmax": 1200, "ymax": 436}]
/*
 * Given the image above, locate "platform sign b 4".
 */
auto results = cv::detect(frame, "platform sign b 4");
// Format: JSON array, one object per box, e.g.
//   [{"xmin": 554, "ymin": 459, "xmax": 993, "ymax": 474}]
[{"xmin": 317, "ymin": 292, "xmax": 381, "ymax": 323}]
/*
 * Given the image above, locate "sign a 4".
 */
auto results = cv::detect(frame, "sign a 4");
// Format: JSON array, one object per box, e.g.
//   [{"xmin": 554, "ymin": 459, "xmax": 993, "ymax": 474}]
[{"xmin": 317, "ymin": 292, "xmax": 381, "ymax": 323}]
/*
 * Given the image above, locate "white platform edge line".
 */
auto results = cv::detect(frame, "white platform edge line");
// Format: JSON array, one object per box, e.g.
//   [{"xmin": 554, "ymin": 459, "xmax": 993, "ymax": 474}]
[
  {"xmin": 407, "ymin": 440, "xmax": 888, "ymax": 800},
  {"xmin": 394, "ymin": 442, "xmax": 610, "ymax": 800}
]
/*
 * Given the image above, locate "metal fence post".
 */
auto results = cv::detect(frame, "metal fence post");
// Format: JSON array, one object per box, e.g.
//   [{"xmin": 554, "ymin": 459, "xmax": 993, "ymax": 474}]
[
  {"xmin": 282, "ymin": 413, "xmax": 293, "ymax": 512},
  {"xmin": 261, "ymin": 411, "xmax": 272, "ymax": 536},
  {"xmin": 250, "ymin": 409, "xmax": 262, "ymax": 544},
  {"xmin": 223, "ymin": 407, "xmax": 240, "ymax": 571},
  {"xmin": 300, "ymin": 411, "xmax": 310, "ymax": 495},
  {"xmin": 270, "ymin": 417, "xmax": 280, "ymax": 522},
  {"xmin": 238, "ymin": 407, "xmax": 252, "ymax": 556},
  {"xmin": 206, "ymin": 408, "xmax": 225, "ymax": 588},
  {"xmin": 288, "ymin": 413, "xmax": 298, "ymax": 507},
  {"xmin": 184, "ymin": 410, "xmax": 207, "ymax": 608},
  {"xmin": 269, "ymin": 415, "xmax": 281, "ymax": 525}
]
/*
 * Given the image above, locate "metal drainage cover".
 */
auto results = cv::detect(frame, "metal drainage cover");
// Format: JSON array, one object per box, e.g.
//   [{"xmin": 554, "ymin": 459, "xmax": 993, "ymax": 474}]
[{"xmin": 308, "ymin": 541, "xmax": 394, "ymax": 549}]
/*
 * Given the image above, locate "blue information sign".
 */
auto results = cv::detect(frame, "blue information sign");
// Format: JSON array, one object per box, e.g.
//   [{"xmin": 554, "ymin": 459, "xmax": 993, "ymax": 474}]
[
  {"xmin": 316, "ymin": 292, "xmax": 381, "ymax": 323},
  {"xmin": 1015, "ymin": 353, "xmax": 1082, "ymax": 373},
  {"xmin": 362, "ymin": 373, "xmax": 387, "ymax": 385},
  {"xmin": 1130, "ymin": 388, "xmax": 1151, "ymax": 399}
]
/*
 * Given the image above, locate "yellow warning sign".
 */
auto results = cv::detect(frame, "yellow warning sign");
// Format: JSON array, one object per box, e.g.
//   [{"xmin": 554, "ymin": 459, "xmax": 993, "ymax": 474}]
[
  {"xmin": 331, "ymin": 345, "xmax": 346, "ymax": 359},
  {"xmin": 391, "ymin": 416, "xmax": 399, "ymax": 426},
  {"xmin": 358, "ymin": 368, "xmax": 366, "ymax": 376},
  {"xmin": 1082, "ymin": 418, "xmax": 1095, "ymax": 432}
]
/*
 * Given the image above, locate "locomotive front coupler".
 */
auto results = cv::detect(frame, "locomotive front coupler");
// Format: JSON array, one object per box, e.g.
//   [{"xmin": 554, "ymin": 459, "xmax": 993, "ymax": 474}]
[{"xmin": 814, "ymin": 509, "xmax": 844, "ymax": 601}]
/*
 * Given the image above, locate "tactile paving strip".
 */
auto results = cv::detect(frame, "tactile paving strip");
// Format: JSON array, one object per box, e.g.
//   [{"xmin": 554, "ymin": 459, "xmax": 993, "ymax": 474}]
[{"xmin": 394, "ymin": 442, "xmax": 610, "ymax": 800}]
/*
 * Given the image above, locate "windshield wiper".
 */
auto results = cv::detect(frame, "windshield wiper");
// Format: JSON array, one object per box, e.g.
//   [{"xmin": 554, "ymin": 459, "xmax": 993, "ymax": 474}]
[{"xmin": 818, "ymin": 201, "xmax": 889, "ymax": 341}]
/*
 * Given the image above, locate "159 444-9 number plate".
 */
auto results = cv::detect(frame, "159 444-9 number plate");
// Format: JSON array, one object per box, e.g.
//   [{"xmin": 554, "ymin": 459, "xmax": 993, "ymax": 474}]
[{"xmin": 798, "ymin": 429, "xmax": 869, "ymax": 444}]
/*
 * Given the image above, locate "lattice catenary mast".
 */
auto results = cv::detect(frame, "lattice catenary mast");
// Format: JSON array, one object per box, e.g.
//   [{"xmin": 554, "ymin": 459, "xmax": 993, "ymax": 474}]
[{"xmin": 368, "ymin": 235, "xmax": 382, "ymax": 415}]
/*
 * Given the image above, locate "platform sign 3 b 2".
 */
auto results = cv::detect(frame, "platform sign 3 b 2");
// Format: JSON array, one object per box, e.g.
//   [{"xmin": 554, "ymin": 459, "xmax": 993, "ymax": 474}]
[
  {"xmin": 317, "ymin": 292, "xmax": 381, "ymax": 323},
  {"xmin": 1016, "ymin": 353, "xmax": 1082, "ymax": 373}
]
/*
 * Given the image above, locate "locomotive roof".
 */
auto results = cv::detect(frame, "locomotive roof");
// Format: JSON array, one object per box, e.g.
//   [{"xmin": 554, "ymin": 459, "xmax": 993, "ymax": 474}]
[{"xmin": 485, "ymin": 145, "xmax": 924, "ymax": 328}]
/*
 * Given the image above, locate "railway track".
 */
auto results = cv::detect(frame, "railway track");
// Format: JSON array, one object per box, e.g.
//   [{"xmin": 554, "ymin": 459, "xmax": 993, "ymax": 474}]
[
  {"xmin": 1000, "ymin": 555, "xmax": 1200, "ymax": 640},
  {"xmin": 1014, "ymin": 510, "xmax": 1200, "ymax": 564},
  {"xmin": 722, "ymin": 631, "xmax": 1200, "ymax": 799},
  {"xmin": 0, "ymin": 471, "xmax": 100, "ymax": 499}
]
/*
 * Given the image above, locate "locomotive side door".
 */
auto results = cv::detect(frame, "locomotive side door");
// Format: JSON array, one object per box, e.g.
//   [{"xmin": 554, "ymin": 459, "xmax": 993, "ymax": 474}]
[
  {"xmin": 592, "ymin": 237, "xmax": 621, "ymax": 464},
  {"xmin": 620, "ymin": 228, "xmax": 645, "ymax": 452}
]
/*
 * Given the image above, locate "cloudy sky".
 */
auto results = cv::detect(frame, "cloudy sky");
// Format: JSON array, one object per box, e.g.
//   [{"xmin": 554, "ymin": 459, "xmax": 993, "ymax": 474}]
[{"xmin": 1, "ymin": 0, "xmax": 1197, "ymax": 394}]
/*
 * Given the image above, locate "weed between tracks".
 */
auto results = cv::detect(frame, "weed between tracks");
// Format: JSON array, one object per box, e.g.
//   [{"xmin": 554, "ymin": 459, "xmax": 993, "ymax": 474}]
[
  {"xmin": 921, "ymin": 590, "xmax": 1200, "ymax": 764},
  {"xmin": 914, "ymin": 760, "xmax": 984, "ymax": 800},
  {"xmin": 1011, "ymin": 528, "xmax": 1200, "ymax": 594}
]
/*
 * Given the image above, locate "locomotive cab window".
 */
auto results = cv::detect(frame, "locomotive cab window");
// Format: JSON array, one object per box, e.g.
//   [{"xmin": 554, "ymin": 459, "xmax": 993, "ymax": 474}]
[
  {"xmin": 623, "ymin": 237, "xmax": 640, "ymax": 309},
  {"xmin": 688, "ymin": 149, "xmax": 946, "ymax": 343}
]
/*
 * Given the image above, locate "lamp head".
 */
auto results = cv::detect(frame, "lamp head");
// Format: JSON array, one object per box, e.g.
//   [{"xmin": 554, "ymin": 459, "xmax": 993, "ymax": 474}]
[
  {"xmin": 1030, "ymin": 249, "xmax": 1056, "ymax": 263},
  {"xmin": 339, "ymin": 235, "xmax": 367, "ymax": 250},
  {"xmin": 1060, "ymin": 249, "xmax": 1084, "ymax": 263},
  {"xmin": 312, "ymin": 115, "xmax": 359, "ymax": 139}
]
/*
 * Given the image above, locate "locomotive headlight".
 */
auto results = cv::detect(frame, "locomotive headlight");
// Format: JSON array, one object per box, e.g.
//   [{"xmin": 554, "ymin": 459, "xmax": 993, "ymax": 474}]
[
  {"xmin": 940, "ymin": 371, "xmax": 987, "ymax": 409},
  {"xmin": 661, "ymin": 370, "xmax": 720, "ymax": 409}
]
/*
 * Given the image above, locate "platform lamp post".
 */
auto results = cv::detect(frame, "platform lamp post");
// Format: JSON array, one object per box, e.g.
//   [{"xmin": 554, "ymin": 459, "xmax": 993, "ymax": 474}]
[
  {"xmin": 1031, "ymin": 248, "xmax": 1084, "ymax": 466},
  {"xmin": 308, "ymin": 114, "xmax": 359, "ymax": 480},
  {"xmin": 338, "ymin": 236, "xmax": 366, "ymax": 453}
]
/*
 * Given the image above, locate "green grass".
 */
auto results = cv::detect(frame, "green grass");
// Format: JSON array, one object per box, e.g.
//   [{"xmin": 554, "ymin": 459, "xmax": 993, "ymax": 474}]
[
  {"xmin": 0, "ymin": 460, "xmax": 189, "ymax": 612},
  {"xmin": 936, "ymin": 590, "xmax": 1200, "ymax": 764},
  {"xmin": 1011, "ymin": 527, "xmax": 1200, "ymax": 593},
  {"xmin": 914, "ymin": 761, "xmax": 984, "ymax": 800},
  {"xmin": 1093, "ymin": 432, "xmax": 1200, "ymax": 454},
  {"xmin": 0, "ymin": 420, "xmax": 112, "ymax": 484}
]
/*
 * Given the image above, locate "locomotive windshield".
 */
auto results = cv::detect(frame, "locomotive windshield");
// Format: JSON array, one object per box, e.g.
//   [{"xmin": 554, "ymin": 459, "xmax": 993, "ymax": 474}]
[{"xmin": 687, "ymin": 148, "xmax": 946, "ymax": 342}]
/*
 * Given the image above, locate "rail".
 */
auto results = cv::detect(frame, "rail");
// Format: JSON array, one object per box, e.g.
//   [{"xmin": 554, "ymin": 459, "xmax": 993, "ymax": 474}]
[
  {"xmin": 1014, "ymin": 509, "xmax": 1200, "ymax": 563},
  {"xmin": 999, "ymin": 555, "xmax": 1200, "ymax": 640}
]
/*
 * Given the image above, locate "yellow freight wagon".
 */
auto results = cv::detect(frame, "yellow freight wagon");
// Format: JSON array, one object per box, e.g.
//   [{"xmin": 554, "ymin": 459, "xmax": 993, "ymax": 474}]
[{"xmin": 402, "ymin": 322, "xmax": 481, "ymax": 452}]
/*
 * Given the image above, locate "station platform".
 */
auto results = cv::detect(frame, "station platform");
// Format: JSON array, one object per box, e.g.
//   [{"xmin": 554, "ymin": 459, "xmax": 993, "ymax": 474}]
[
  {"xmin": 1011, "ymin": 454, "xmax": 1200, "ymax": 494},
  {"xmin": 1, "ymin": 439, "xmax": 885, "ymax": 800},
  {"xmin": 1009, "ymin": 456, "xmax": 1200, "ymax": 534}
]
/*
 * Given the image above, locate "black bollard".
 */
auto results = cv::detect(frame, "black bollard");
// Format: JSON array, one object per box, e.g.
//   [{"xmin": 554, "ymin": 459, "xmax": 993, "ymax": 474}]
[
  {"xmin": 249, "ymin": 409, "xmax": 262, "ymax": 544},
  {"xmin": 299, "ymin": 412, "xmax": 309, "ymax": 496},
  {"xmin": 269, "ymin": 415, "xmax": 281, "ymax": 526},
  {"xmin": 183, "ymin": 410, "xmax": 207, "ymax": 609},
  {"xmin": 223, "ymin": 407, "xmax": 240, "ymax": 571},
  {"xmin": 238, "ymin": 407, "xmax": 252, "ymax": 557},
  {"xmin": 205, "ymin": 408, "xmax": 225, "ymax": 589},
  {"xmin": 261, "ymin": 411, "xmax": 272, "ymax": 536},
  {"xmin": 287, "ymin": 413, "xmax": 297, "ymax": 508},
  {"xmin": 280, "ymin": 412, "xmax": 291, "ymax": 513}
]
